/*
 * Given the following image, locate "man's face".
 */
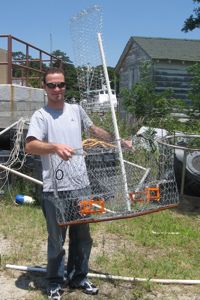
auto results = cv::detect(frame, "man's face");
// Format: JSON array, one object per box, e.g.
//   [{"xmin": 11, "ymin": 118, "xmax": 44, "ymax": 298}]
[{"xmin": 44, "ymin": 73, "xmax": 66, "ymax": 104}]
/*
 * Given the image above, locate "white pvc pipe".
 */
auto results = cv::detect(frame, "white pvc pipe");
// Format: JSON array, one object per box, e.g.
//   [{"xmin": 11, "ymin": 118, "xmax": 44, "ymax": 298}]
[
  {"xmin": 6, "ymin": 264, "xmax": 46, "ymax": 273},
  {"xmin": 92, "ymin": 203, "xmax": 116, "ymax": 214},
  {"xmin": 0, "ymin": 164, "xmax": 116, "ymax": 213},
  {"xmin": 97, "ymin": 32, "xmax": 131, "ymax": 211},
  {"xmin": 135, "ymin": 168, "xmax": 151, "ymax": 192},
  {"xmin": 0, "ymin": 118, "xmax": 24, "ymax": 136},
  {"xmin": 123, "ymin": 160, "xmax": 149, "ymax": 171},
  {"xmin": 0, "ymin": 163, "xmax": 43, "ymax": 186},
  {"xmin": 6, "ymin": 264, "xmax": 200, "ymax": 285}
]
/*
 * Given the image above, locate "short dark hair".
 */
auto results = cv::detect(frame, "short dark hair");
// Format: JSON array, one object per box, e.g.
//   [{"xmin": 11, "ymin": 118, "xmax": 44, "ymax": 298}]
[{"xmin": 43, "ymin": 67, "xmax": 65, "ymax": 84}]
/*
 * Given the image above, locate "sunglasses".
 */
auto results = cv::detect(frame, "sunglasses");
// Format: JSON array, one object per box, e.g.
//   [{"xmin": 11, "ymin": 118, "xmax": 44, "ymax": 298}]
[{"xmin": 46, "ymin": 82, "xmax": 66, "ymax": 89}]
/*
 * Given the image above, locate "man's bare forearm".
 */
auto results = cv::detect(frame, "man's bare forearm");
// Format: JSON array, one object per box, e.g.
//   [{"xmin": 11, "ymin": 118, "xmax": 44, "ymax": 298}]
[
  {"xmin": 25, "ymin": 138, "xmax": 57, "ymax": 155},
  {"xmin": 25, "ymin": 137, "xmax": 74, "ymax": 160},
  {"xmin": 89, "ymin": 125, "xmax": 113, "ymax": 142},
  {"xmin": 89, "ymin": 125, "xmax": 132, "ymax": 148}
]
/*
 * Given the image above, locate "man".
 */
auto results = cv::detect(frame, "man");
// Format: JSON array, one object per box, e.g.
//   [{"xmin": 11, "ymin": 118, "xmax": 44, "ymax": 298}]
[{"xmin": 25, "ymin": 67, "xmax": 131, "ymax": 300}]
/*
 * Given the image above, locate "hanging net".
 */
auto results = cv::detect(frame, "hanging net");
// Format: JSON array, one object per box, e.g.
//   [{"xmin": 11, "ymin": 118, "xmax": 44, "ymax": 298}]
[{"xmin": 70, "ymin": 5, "xmax": 117, "ymax": 111}]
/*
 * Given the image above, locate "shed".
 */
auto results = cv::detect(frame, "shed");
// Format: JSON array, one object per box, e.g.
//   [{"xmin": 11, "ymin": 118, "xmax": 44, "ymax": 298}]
[{"xmin": 115, "ymin": 36, "xmax": 200, "ymax": 111}]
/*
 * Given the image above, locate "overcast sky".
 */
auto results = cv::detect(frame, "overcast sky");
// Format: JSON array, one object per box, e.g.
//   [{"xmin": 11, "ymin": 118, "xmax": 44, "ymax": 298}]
[{"xmin": 0, "ymin": 0, "xmax": 200, "ymax": 66}]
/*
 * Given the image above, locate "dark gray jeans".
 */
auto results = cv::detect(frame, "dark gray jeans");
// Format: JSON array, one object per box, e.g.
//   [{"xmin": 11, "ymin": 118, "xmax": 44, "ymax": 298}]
[{"xmin": 41, "ymin": 188, "xmax": 93, "ymax": 286}]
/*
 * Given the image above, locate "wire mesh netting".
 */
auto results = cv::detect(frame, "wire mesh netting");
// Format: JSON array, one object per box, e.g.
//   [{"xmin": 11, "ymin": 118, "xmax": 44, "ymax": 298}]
[
  {"xmin": 159, "ymin": 134, "xmax": 200, "ymax": 196},
  {"xmin": 70, "ymin": 5, "xmax": 117, "ymax": 110},
  {"xmin": 70, "ymin": 5, "xmax": 103, "ymax": 98},
  {"xmin": 46, "ymin": 138, "xmax": 179, "ymax": 226}
]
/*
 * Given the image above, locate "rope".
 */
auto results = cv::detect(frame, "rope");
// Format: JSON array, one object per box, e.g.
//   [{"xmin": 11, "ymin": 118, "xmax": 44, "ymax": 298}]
[{"xmin": 83, "ymin": 138, "xmax": 115, "ymax": 149}]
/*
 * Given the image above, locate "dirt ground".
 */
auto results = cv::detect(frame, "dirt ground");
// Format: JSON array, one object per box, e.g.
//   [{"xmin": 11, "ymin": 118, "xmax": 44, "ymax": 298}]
[
  {"xmin": 1, "ymin": 195, "xmax": 200, "ymax": 300},
  {"xmin": 1, "ymin": 269, "xmax": 200, "ymax": 300}
]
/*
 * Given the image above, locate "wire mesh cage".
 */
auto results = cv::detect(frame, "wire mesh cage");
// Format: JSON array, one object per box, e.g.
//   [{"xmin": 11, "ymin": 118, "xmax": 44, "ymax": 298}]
[
  {"xmin": 47, "ymin": 137, "xmax": 179, "ymax": 226},
  {"xmin": 42, "ymin": 6, "xmax": 179, "ymax": 226},
  {"xmin": 159, "ymin": 134, "xmax": 200, "ymax": 197}
]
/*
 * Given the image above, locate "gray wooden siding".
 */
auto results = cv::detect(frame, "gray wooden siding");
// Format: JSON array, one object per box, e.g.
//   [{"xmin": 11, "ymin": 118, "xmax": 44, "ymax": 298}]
[
  {"xmin": 118, "ymin": 42, "xmax": 194, "ymax": 102},
  {"xmin": 152, "ymin": 62, "xmax": 193, "ymax": 100},
  {"xmin": 118, "ymin": 42, "xmax": 150, "ymax": 89}
]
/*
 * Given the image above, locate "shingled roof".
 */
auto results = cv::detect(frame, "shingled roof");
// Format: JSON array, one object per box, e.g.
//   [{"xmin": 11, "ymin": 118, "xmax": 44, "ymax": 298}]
[{"xmin": 116, "ymin": 36, "xmax": 200, "ymax": 70}]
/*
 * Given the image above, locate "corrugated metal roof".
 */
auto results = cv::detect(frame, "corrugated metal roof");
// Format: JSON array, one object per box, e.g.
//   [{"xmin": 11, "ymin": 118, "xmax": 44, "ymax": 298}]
[{"xmin": 133, "ymin": 36, "xmax": 200, "ymax": 61}]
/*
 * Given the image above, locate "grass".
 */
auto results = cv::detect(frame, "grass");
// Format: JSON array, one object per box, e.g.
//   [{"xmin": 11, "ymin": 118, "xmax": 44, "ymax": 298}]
[
  {"xmin": 1, "ymin": 195, "xmax": 200, "ymax": 299},
  {"xmin": 90, "ymin": 208, "xmax": 200, "ymax": 280},
  {"xmin": 0, "ymin": 200, "xmax": 46, "ymax": 266}
]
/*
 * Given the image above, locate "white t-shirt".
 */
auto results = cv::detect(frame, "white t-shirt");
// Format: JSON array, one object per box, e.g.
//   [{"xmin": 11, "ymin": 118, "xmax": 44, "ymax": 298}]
[{"xmin": 26, "ymin": 103, "xmax": 93, "ymax": 192}]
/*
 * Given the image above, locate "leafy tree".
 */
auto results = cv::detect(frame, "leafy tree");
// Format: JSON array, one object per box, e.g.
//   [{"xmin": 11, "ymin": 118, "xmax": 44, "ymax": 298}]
[
  {"xmin": 12, "ymin": 51, "xmax": 29, "ymax": 78},
  {"xmin": 12, "ymin": 51, "xmax": 47, "ymax": 87},
  {"xmin": 182, "ymin": 0, "xmax": 200, "ymax": 32},
  {"xmin": 187, "ymin": 62, "xmax": 200, "ymax": 110},
  {"xmin": 107, "ymin": 66, "xmax": 118, "ymax": 92},
  {"xmin": 120, "ymin": 61, "xmax": 182, "ymax": 119},
  {"xmin": 11, "ymin": 49, "xmax": 117, "ymax": 98}
]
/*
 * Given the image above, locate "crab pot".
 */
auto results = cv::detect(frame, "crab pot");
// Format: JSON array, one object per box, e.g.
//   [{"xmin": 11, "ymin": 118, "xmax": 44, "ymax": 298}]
[{"xmin": 44, "ymin": 138, "xmax": 180, "ymax": 226}]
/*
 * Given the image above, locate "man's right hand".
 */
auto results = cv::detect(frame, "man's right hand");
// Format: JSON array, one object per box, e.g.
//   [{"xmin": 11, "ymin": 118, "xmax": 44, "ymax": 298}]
[{"xmin": 55, "ymin": 144, "xmax": 75, "ymax": 160}]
